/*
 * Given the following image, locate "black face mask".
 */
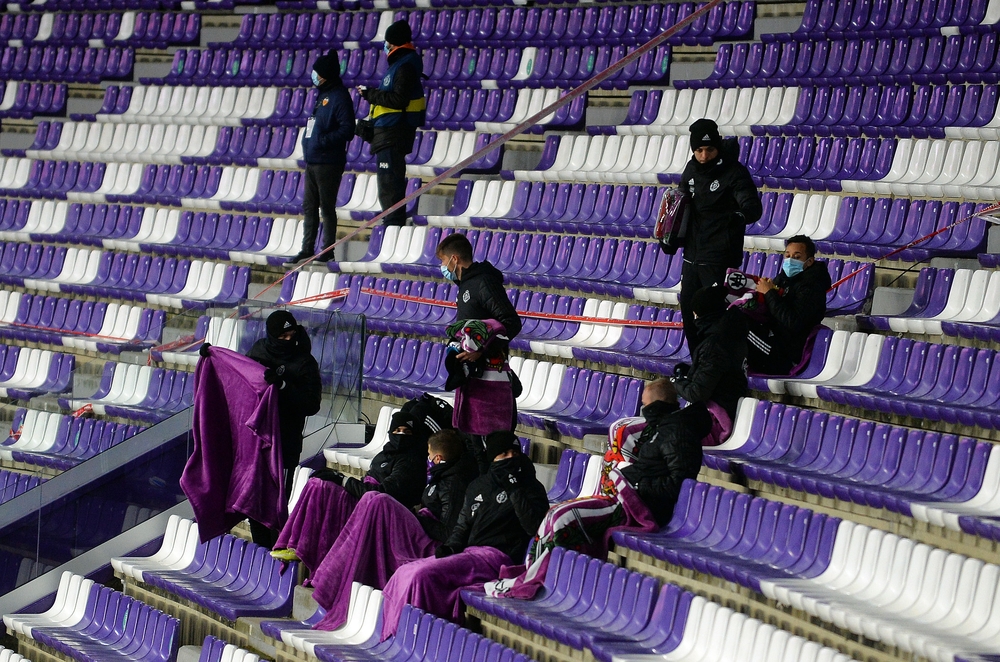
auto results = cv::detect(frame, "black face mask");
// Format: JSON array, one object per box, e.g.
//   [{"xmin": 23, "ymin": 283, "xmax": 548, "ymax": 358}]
[
  {"xmin": 693, "ymin": 155, "xmax": 721, "ymax": 174},
  {"xmin": 265, "ymin": 325, "xmax": 301, "ymax": 358},
  {"xmin": 490, "ymin": 454, "xmax": 530, "ymax": 484}
]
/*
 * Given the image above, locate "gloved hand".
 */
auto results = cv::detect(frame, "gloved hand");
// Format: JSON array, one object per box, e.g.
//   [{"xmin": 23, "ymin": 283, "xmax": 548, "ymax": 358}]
[
  {"xmin": 199, "ymin": 343, "xmax": 211, "ymax": 358},
  {"xmin": 672, "ymin": 362, "xmax": 691, "ymax": 380},
  {"xmin": 312, "ymin": 468, "xmax": 346, "ymax": 485},
  {"xmin": 434, "ymin": 544, "xmax": 454, "ymax": 559},
  {"xmin": 263, "ymin": 367, "xmax": 285, "ymax": 389}
]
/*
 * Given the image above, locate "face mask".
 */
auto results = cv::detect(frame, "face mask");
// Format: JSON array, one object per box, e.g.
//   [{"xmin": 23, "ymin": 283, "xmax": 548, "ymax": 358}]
[
  {"xmin": 782, "ymin": 257, "xmax": 805, "ymax": 278},
  {"xmin": 440, "ymin": 261, "xmax": 457, "ymax": 282},
  {"xmin": 383, "ymin": 42, "xmax": 392, "ymax": 54},
  {"xmin": 310, "ymin": 70, "xmax": 321, "ymax": 87}
]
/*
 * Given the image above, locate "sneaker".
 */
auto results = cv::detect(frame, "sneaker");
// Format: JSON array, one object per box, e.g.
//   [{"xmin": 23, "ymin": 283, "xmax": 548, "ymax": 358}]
[
  {"xmin": 270, "ymin": 548, "xmax": 300, "ymax": 562},
  {"xmin": 282, "ymin": 252, "xmax": 313, "ymax": 268}
]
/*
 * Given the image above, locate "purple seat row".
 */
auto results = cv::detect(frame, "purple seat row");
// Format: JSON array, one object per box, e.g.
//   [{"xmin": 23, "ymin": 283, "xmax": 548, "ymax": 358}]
[
  {"xmin": 57, "ymin": 361, "xmax": 194, "ymax": 422},
  {"xmin": 0, "ymin": 468, "xmax": 43, "ymax": 504},
  {"xmin": 228, "ymin": 10, "xmax": 382, "ymax": 48},
  {"xmin": 1, "ymin": 45, "xmax": 133, "ymax": 84},
  {"xmin": 684, "ymin": 32, "xmax": 1000, "ymax": 89},
  {"xmin": 7, "ymin": 0, "xmax": 184, "ymax": 11},
  {"xmin": 783, "ymin": 0, "xmax": 995, "ymax": 40},
  {"xmin": 1, "ymin": 407, "xmax": 143, "ymax": 470},
  {"xmin": 0, "ymin": 82, "xmax": 66, "ymax": 120},
  {"xmin": 0, "ymin": 11, "xmax": 199, "ymax": 48},
  {"xmin": 705, "ymin": 399, "xmax": 998, "ymax": 535}
]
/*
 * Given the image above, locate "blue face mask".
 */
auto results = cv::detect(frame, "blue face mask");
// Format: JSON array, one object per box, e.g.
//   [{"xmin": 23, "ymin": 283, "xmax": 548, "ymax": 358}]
[
  {"xmin": 311, "ymin": 70, "xmax": 321, "ymax": 87},
  {"xmin": 782, "ymin": 257, "xmax": 805, "ymax": 278},
  {"xmin": 440, "ymin": 264, "xmax": 457, "ymax": 281},
  {"xmin": 383, "ymin": 42, "xmax": 392, "ymax": 54}
]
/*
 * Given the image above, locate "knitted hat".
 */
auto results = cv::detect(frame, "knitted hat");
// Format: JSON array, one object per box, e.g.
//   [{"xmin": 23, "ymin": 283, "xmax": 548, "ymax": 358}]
[
  {"xmin": 384, "ymin": 19, "xmax": 413, "ymax": 46},
  {"xmin": 265, "ymin": 310, "xmax": 297, "ymax": 340},
  {"xmin": 689, "ymin": 118, "xmax": 722, "ymax": 151},
  {"xmin": 484, "ymin": 430, "xmax": 521, "ymax": 461},
  {"xmin": 312, "ymin": 49, "xmax": 341, "ymax": 81},
  {"xmin": 389, "ymin": 411, "xmax": 417, "ymax": 433}
]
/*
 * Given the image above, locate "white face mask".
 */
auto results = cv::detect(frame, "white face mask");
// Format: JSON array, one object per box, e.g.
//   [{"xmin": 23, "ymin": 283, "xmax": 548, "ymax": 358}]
[{"xmin": 311, "ymin": 70, "xmax": 321, "ymax": 87}]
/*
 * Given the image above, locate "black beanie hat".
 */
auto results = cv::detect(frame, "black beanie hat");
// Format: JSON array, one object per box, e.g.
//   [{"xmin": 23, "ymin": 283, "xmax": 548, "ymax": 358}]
[
  {"xmin": 266, "ymin": 310, "xmax": 297, "ymax": 340},
  {"xmin": 690, "ymin": 285, "xmax": 729, "ymax": 318},
  {"xmin": 312, "ymin": 49, "xmax": 341, "ymax": 81},
  {"xmin": 384, "ymin": 19, "xmax": 413, "ymax": 46},
  {"xmin": 689, "ymin": 118, "xmax": 722, "ymax": 151},
  {"xmin": 484, "ymin": 430, "xmax": 521, "ymax": 461}
]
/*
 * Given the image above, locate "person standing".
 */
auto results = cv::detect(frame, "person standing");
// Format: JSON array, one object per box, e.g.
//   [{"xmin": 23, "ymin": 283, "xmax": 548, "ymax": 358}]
[
  {"xmin": 285, "ymin": 50, "xmax": 356, "ymax": 267},
  {"xmin": 359, "ymin": 19, "xmax": 426, "ymax": 227},
  {"xmin": 678, "ymin": 118, "xmax": 762, "ymax": 351}
]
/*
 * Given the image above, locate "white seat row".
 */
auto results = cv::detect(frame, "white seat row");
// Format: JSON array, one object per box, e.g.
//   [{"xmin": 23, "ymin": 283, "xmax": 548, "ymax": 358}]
[
  {"xmin": 335, "ymin": 225, "xmax": 429, "ymax": 274},
  {"xmin": 112, "ymin": 515, "xmax": 198, "ymax": 583},
  {"xmin": 886, "ymin": 268, "xmax": 1000, "ymax": 335},
  {"xmin": 0, "ymin": 646, "xmax": 27, "ymax": 662},
  {"xmin": 842, "ymin": 138, "xmax": 1000, "ymax": 199},
  {"xmin": 281, "ymin": 271, "xmax": 344, "ymax": 309},
  {"xmin": 0, "ymin": 348, "xmax": 59, "ymax": 399},
  {"xmin": 0, "ymin": 408, "xmax": 63, "ymax": 462},
  {"xmin": 32, "ymin": 121, "xmax": 221, "ymax": 165},
  {"xmin": 475, "ymin": 87, "xmax": 566, "ymax": 133},
  {"xmin": 280, "ymin": 583, "xmax": 383, "ymax": 656},
  {"xmin": 97, "ymin": 85, "xmax": 279, "ymax": 126},
  {"xmin": 407, "ymin": 130, "xmax": 480, "ymax": 178},
  {"xmin": 337, "ymin": 173, "xmax": 383, "ymax": 220},
  {"xmin": 764, "ymin": 329, "xmax": 885, "ymax": 398},
  {"xmin": 324, "ymin": 405, "xmax": 398, "ymax": 471},
  {"xmin": 510, "ymin": 133, "xmax": 690, "ymax": 184},
  {"xmin": 2, "ymin": 572, "xmax": 95, "ymax": 639},
  {"xmin": 527, "ymin": 298, "xmax": 630, "ymax": 359},
  {"xmin": 62, "ymin": 362, "xmax": 154, "ymax": 415},
  {"xmin": 618, "ymin": 86, "xmax": 801, "ymax": 137},
  {"xmin": 423, "ymin": 179, "xmax": 514, "ymax": 228}
]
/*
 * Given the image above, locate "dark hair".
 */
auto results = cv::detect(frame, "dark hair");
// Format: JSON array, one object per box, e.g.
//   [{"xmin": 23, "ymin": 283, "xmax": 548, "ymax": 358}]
[
  {"xmin": 428, "ymin": 430, "xmax": 465, "ymax": 461},
  {"xmin": 436, "ymin": 233, "xmax": 473, "ymax": 262},
  {"xmin": 785, "ymin": 235, "xmax": 816, "ymax": 258}
]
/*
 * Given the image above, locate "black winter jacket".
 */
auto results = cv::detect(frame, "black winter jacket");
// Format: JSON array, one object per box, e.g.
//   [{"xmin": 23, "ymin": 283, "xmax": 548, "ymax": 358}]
[
  {"xmin": 673, "ymin": 309, "xmax": 748, "ymax": 420},
  {"xmin": 764, "ymin": 261, "xmax": 831, "ymax": 364},
  {"xmin": 302, "ymin": 79, "xmax": 356, "ymax": 167},
  {"xmin": 246, "ymin": 328, "xmax": 322, "ymax": 467},
  {"xmin": 680, "ymin": 139, "xmax": 762, "ymax": 267},
  {"xmin": 365, "ymin": 47, "xmax": 424, "ymax": 155},
  {"xmin": 419, "ymin": 452, "xmax": 479, "ymax": 542},
  {"xmin": 343, "ymin": 433, "xmax": 428, "ymax": 508},
  {"xmin": 455, "ymin": 261, "xmax": 522, "ymax": 353},
  {"xmin": 619, "ymin": 400, "xmax": 708, "ymax": 525},
  {"xmin": 444, "ymin": 454, "xmax": 549, "ymax": 561}
]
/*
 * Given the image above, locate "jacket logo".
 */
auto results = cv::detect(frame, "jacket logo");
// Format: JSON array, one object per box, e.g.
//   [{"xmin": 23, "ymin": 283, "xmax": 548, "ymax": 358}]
[
  {"xmin": 508, "ymin": 474, "xmax": 517, "ymax": 484},
  {"xmin": 496, "ymin": 491, "xmax": 507, "ymax": 504},
  {"xmin": 710, "ymin": 180, "xmax": 720, "ymax": 191},
  {"xmin": 381, "ymin": 462, "xmax": 388, "ymax": 468},
  {"xmin": 276, "ymin": 365, "xmax": 286, "ymax": 376},
  {"xmin": 462, "ymin": 290, "xmax": 471, "ymax": 303},
  {"xmin": 471, "ymin": 503, "xmax": 480, "ymax": 513},
  {"xmin": 322, "ymin": 98, "xmax": 328, "ymax": 106},
  {"xmin": 427, "ymin": 485, "xmax": 436, "ymax": 495},
  {"xmin": 702, "ymin": 134, "xmax": 711, "ymax": 140},
  {"xmin": 383, "ymin": 74, "xmax": 391, "ymax": 86},
  {"xmin": 474, "ymin": 494, "xmax": 483, "ymax": 501},
  {"xmin": 379, "ymin": 162, "xmax": 390, "ymax": 169}
]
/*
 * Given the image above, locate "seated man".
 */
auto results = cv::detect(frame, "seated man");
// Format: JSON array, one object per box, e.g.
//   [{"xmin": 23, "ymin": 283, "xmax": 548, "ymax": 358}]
[
  {"xmin": 486, "ymin": 378, "xmax": 700, "ymax": 599},
  {"xmin": 747, "ymin": 235, "xmax": 831, "ymax": 375},
  {"xmin": 308, "ymin": 429, "xmax": 479, "ymax": 630},
  {"xmin": 271, "ymin": 406, "xmax": 433, "ymax": 572},
  {"xmin": 378, "ymin": 431, "xmax": 549, "ymax": 637}
]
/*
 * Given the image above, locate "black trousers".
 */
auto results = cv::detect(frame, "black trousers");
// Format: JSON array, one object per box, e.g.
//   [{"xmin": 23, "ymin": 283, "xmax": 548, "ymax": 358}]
[
  {"xmin": 248, "ymin": 466, "xmax": 295, "ymax": 549},
  {"xmin": 302, "ymin": 163, "xmax": 344, "ymax": 256},
  {"xmin": 376, "ymin": 146, "xmax": 408, "ymax": 226},
  {"xmin": 746, "ymin": 320, "xmax": 796, "ymax": 376},
  {"xmin": 679, "ymin": 261, "xmax": 729, "ymax": 352}
]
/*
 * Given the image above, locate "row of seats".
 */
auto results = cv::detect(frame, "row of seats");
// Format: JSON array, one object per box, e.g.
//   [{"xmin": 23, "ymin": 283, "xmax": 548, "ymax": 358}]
[
  {"xmin": 612, "ymin": 479, "xmax": 1000, "ymax": 662},
  {"xmin": 788, "ymin": 0, "xmax": 999, "ymax": 39},
  {"xmin": 88, "ymin": 84, "xmax": 283, "ymax": 127},
  {"xmin": 7, "ymin": 0, "xmax": 205, "ymax": 11},
  {"xmin": 0, "ymin": 407, "xmax": 143, "ymax": 470},
  {"xmin": 0, "ymin": 11, "xmax": 199, "ymax": 48},
  {"xmin": 0, "ymin": 240, "xmax": 250, "ymax": 310},
  {"xmin": 864, "ymin": 266, "xmax": 1000, "ymax": 339},
  {"xmin": 153, "ymin": 315, "xmax": 260, "ymax": 365},
  {"xmin": 709, "ymin": 398, "xmax": 1000, "ymax": 539},
  {"xmin": 684, "ymin": 32, "xmax": 1000, "ymax": 90},
  {"xmin": 58, "ymin": 360, "xmax": 194, "ymax": 422},
  {"xmin": 0, "ymin": 289, "xmax": 165, "ymax": 353},
  {"xmin": 228, "ymin": 9, "xmax": 388, "ymax": 48},
  {"xmin": 610, "ymin": 84, "xmax": 1000, "ymax": 141},
  {"xmin": 0, "ymin": 469, "xmax": 43, "ymax": 504},
  {"xmin": 3, "ymin": 572, "xmax": 179, "ymax": 662},
  {"xmin": 2, "ymin": 45, "xmax": 134, "ymax": 84},
  {"xmin": 113, "ymin": 517, "xmax": 298, "ymax": 620},
  {"xmin": 463, "ymin": 547, "xmax": 853, "ymax": 662},
  {"xmin": 0, "ymin": 81, "xmax": 66, "ymax": 120},
  {"xmin": 0, "ymin": 344, "xmax": 73, "ymax": 401}
]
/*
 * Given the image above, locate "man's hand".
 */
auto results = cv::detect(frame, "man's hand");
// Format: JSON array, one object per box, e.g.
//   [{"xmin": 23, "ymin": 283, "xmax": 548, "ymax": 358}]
[
  {"xmin": 756, "ymin": 277, "xmax": 776, "ymax": 294},
  {"xmin": 456, "ymin": 350, "xmax": 482, "ymax": 362}
]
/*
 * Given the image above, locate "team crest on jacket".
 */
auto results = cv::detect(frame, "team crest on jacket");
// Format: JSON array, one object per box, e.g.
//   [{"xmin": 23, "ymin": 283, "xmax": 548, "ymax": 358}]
[
  {"xmin": 462, "ymin": 290, "xmax": 471, "ymax": 303},
  {"xmin": 710, "ymin": 180, "xmax": 720, "ymax": 191},
  {"xmin": 322, "ymin": 98, "xmax": 328, "ymax": 106},
  {"xmin": 496, "ymin": 491, "xmax": 507, "ymax": 503}
]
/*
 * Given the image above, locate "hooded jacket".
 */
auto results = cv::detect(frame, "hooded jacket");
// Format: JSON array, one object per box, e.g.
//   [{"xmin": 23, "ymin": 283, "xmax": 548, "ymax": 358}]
[
  {"xmin": 366, "ymin": 46, "xmax": 425, "ymax": 155},
  {"xmin": 302, "ymin": 76, "xmax": 356, "ymax": 167},
  {"xmin": 673, "ymin": 308, "xmax": 748, "ymax": 420},
  {"xmin": 619, "ymin": 400, "xmax": 708, "ymax": 525},
  {"xmin": 764, "ymin": 260, "xmax": 831, "ymax": 363},
  {"xmin": 444, "ymin": 453, "xmax": 549, "ymax": 561},
  {"xmin": 419, "ymin": 451, "xmax": 480, "ymax": 542},
  {"xmin": 454, "ymin": 261, "xmax": 522, "ymax": 351},
  {"xmin": 679, "ymin": 138, "xmax": 763, "ymax": 267},
  {"xmin": 246, "ymin": 326, "xmax": 322, "ymax": 467},
  {"xmin": 343, "ymin": 431, "xmax": 428, "ymax": 508}
]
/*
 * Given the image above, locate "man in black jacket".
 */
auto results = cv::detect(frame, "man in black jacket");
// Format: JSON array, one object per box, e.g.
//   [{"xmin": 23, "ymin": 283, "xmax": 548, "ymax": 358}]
[
  {"xmin": 286, "ymin": 50, "xmax": 356, "ymax": 266},
  {"xmin": 244, "ymin": 310, "xmax": 323, "ymax": 546},
  {"xmin": 359, "ymin": 19, "xmax": 426, "ymax": 227},
  {"xmin": 437, "ymin": 232, "xmax": 523, "ymax": 467},
  {"xmin": 747, "ymin": 235, "xmax": 831, "ymax": 375},
  {"xmin": 620, "ymin": 379, "xmax": 706, "ymax": 525},
  {"xmin": 678, "ymin": 118, "xmax": 762, "ymax": 351},
  {"xmin": 672, "ymin": 285, "xmax": 748, "ymax": 423}
]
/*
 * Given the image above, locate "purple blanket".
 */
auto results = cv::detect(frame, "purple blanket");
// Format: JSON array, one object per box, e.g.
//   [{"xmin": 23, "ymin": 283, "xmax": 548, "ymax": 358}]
[
  {"xmin": 311, "ymin": 492, "xmax": 438, "ymax": 631},
  {"xmin": 181, "ymin": 347, "xmax": 284, "ymax": 543},
  {"xmin": 274, "ymin": 477, "xmax": 359, "ymax": 574},
  {"xmin": 380, "ymin": 546, "xmax": 511, "ymax": 639},
  {"xmin": 453, "ymin": 376, "xmax": 514, "ymax": 435}
]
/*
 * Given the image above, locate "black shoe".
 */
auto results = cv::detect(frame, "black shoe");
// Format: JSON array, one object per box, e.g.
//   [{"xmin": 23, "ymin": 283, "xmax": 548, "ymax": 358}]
[{"xmin": 282, "ymin": 252, "xmax": 313, "ymax": 267}]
